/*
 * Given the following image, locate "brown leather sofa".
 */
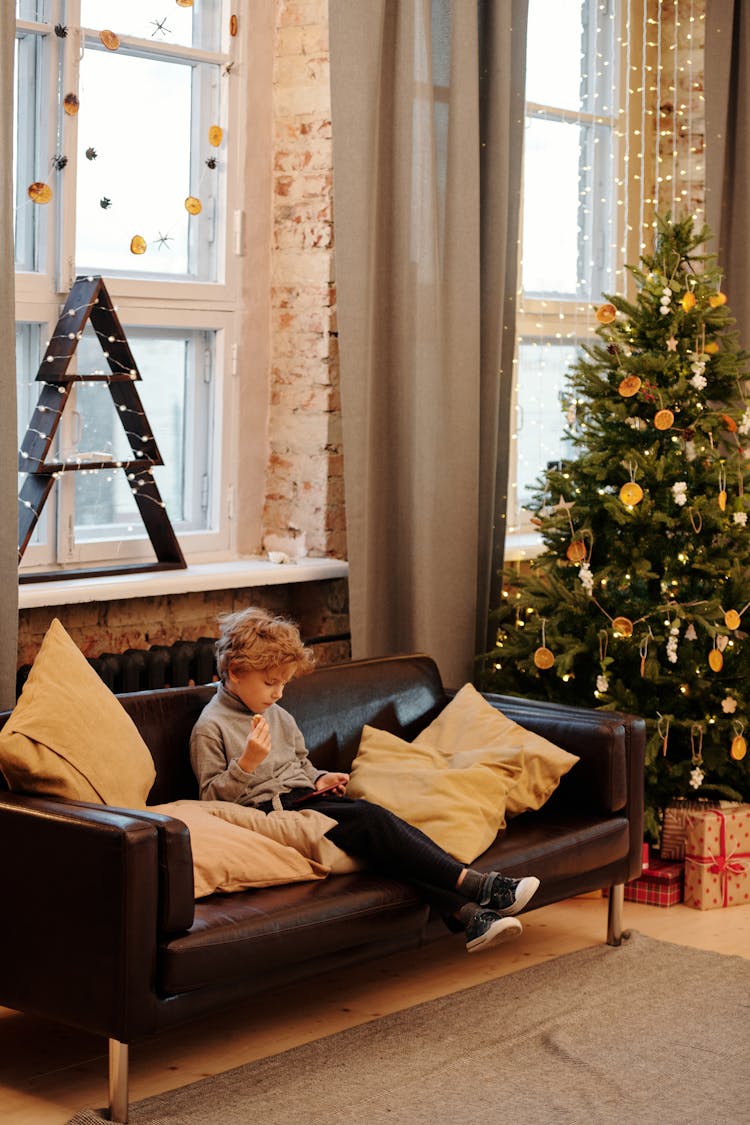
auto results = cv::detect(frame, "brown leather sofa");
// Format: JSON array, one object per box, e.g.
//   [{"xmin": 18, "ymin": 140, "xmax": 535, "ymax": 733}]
[{"xmin": 0, "ymin": 653, "xmax": 645, "ymax": 1122}]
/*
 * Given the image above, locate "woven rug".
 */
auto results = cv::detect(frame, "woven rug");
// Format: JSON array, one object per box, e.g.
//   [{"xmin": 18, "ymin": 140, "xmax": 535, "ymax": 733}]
[{"xmin": 68, "ymin": 930, "xmax": 750, "ymax": 1125}]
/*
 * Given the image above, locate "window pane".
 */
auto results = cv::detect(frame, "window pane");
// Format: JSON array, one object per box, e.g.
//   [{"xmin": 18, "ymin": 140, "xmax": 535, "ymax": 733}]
[
  {"xmin": 72, "ymin": 328, "xmax": 212, "ymax": 540},
  {"xmin": 80, "ymin": 0, "xmax": 221, "ymax": 51},
  {"xmin": 522, "ymin": 118, "xmax": 583, "ymax": 296},
  {"xmin": 75, "ymin": 48, "xmax": 218, "ymax": 278},
  {"xmin": 15, "ymin": 1, "xmax": 47, "ymax": 19},
  {"xmin": 515, "ymin": 341, "xmax": 577, "ymax": 510},
  {"xmin": 525, "ymin": 0, "xmax": 584, "ymax": 111},
  {"xmin": 14, "ymin": 29, "xmax": 45, "ymax": 271}
]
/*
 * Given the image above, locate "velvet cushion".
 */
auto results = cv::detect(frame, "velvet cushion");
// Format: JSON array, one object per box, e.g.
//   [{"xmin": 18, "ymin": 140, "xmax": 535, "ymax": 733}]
[
  {"xmin": 0, "ymin": 618, "xmax": 155, "ymax": 807},
  {"xmin": 414, "ymin": 683, "xmax": 579, "ymax": 816},
  {"xmin": 347, "ymin": 725, "xmax": 525, "ymax": 863}
]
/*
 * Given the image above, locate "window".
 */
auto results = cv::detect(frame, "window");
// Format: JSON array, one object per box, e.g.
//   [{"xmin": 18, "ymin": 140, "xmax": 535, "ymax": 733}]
[
  {"xmin": 14, "ymin": 0, "xmax": 242, "ymax": 575},
  {"xmin": 510, "ymin": 0, "xmax": 622, "ymax": 530}
]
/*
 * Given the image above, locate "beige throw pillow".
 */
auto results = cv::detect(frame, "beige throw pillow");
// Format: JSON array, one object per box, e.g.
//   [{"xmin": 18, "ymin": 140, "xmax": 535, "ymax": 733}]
[
  {"xmin": 347, "ymin": 725, "xmax": 525, "ymax": 863},
  {"xmin": 0, "ymin": 618, "xmax": 155, "ymax": 807},
  {"xmin": 153, "ymin": 801, "xmax": 333, "ymax": 898},
  {"xmin": 415, "ymin": 683, "xmax": 579, "ymax": 816}
]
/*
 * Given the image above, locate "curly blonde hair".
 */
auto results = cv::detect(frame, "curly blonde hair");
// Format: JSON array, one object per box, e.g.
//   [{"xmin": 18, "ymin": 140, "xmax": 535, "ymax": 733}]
[{"xmin": 215, "ymin": 607, "xmax": 316, "ymax": 681}]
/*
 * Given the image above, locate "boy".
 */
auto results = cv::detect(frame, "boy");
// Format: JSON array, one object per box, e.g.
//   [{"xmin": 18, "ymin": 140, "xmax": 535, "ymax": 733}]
[{"xmin": 189, "ymin": 607, "xmax": 540, "ymax": 953}]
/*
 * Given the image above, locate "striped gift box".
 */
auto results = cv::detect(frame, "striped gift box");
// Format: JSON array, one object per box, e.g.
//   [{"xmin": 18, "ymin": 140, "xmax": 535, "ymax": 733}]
[{"xmin": 624, "ymin": 860, "xmax": 684, "ymax": 907}]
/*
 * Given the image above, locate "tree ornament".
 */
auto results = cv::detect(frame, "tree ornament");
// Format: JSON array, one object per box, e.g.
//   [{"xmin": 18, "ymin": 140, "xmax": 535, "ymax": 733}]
[
  {"xmin": 208, "ymin": 125, "xmax": 223, "ymax": 146},
  {"xmin": 130, "ymin": 235, "xmax": 147, "ymax": 255},
  {"xmin": 63, "ymin": 93, "xmax": 79, "ymax": 116},
  {"xmin": 681, "ymin": 290, "xmax": 696, "ymax": 312},
  {"xmin": 619, "ymin": 481, "xmax": 643, "ymax": 506},
  {"xmin": 612, "ymin": 616, "xmax": 633, "ymax": 637},
  {"xmin": 533, "ymin": 620, "xmax": 554, "ymax": 669},
  {"xmin": 724, "ymin": 609, "xmax": 741, "ymax": 630},
  {"xmin": 185, "ymin": 196, "xmax": 202, "ymax": 215},
  {"xmin": 618, "ymin": 374, "xmax": 641, "ymax": 397},
  {"xmin": 27, "ymin": 182, "xmax": 52, "ymax": 204},
  {"xmin": 731, "ymin": 735, "xmax": 747, "ymax": 761},
  {"xmin": 566, "ymin": 540, "xmax": 587, "ymax": 563},
  {"xmin": 654, "ymin": 408, "xmax": 675, "ymax": 431},
  {"xmin": 99, "ymin": 30, "xmax": 120, "ymax": 50},
  {"xmin": 595, "ymin": 302, "xmax": 617, "ymax": 324},
  {"xmin": 708, "ymin": 644, "xmax": 724, "ymax": 672},
  {"xmin": 709, "ymin": 292, "xmax": 727, "ymax": 307}
]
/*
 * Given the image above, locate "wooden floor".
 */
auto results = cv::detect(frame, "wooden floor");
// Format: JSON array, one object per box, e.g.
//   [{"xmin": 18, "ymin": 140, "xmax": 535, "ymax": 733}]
[{"xmin": 1, "ymin": 894, "xmax": 748, "ymax": 1124}]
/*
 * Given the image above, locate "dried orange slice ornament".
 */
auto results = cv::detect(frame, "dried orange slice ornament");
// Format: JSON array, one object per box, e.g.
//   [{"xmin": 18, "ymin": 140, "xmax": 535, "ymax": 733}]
[
  {"xmin": 130, "ymin": 235, "xmax": 147, "ymax": 255},
  {"xmin": 63, "ymin": 93, "xmax": 80, "ymax": 116},
  {"xmin": 208, "ymin": 125, "xmax": 223, "ymax": 147},
  {"xmin": 618, "ymin": 375, "xmax": 641, "ymax": 397},
  {"xmin": 724, "ymin": 609, "xmax": 741, "ymax": 630},
  {"xmin": 619, "ymin": 481, "xmax": 643, "ymax": 506},
  {"xmin": 708, "ymin": 648, "xmax": 724, "ymax": 672},
  {"xmin": 28, "ymin": 181, "xmax": 52, "ymax": 204},
  {"xmin": 596, "ymin": 303, "xmax": 617, "ymax": 324},
  {"xmin": 566, "ymin": 540, "xmax": 587, "ymax": 563},
  {"xmin": 533, "ymin": 647, "xmax": 555, "ymax": 670},
  {"xmin": 681, "ymin": 291, "xmax": 696, "ymax": 312},
  {"xmin": 731, "ymin": 735, "xmax": 747, "ymax": 761},
  {"xmin": 654, "ymin": 409, "xmax": 674, "ymax": 431},
  {"xmin": 709, "ymin": 292, "xmax": 727, "ymax": 308},
  {"xmin": 719, "ymin": 490, "xmax": 727, "ymax": 511},
  {"xmin": 99, "ymin": 29, "xmax": 120, "ymax": 50},
  {"xmin": 176, "ymin": 0, "xmax": 194, "ymax": 6},
  {"xmin": 185, "ymin": 196, "xmax": 202, "ymax": 215},
  {"xmin": 612, "ymin": 616, "xmax": 634, "ymax": 637}
]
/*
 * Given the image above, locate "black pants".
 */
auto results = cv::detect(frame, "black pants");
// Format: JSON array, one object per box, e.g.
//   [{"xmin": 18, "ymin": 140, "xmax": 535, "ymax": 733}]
[{"xmin": 260, "ymin": 791, "xmax": 470, "ymax": 919}]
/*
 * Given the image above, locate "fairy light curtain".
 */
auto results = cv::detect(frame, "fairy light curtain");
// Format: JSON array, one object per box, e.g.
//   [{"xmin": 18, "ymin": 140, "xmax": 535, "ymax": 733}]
[
  {"xmin": 512, "ymin": 0, "xmax": 706, "ymax": 541},
  {"xmin": 0, "ymin": 3, "xmax": 19, "ymax": 711}
]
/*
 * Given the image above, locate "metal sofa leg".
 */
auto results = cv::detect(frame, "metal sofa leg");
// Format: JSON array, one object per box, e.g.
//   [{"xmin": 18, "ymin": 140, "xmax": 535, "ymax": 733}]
[
  {"xmin": 109, "ymin": 1039, "xmax": 129, "ymax": 1123},
  {"xmin": 606, "ymin": 882, "xmax": 624, "ymax": 946}
]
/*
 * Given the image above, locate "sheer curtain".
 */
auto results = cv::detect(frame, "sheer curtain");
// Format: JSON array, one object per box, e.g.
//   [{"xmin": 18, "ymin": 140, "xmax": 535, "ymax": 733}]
[
  {"xmin": 0, "ymin": 6, "xmax": 19, "ymax": 710},
  {"xmin": 704, "ymin": 0, "xmax": 750, "ymax": 351},
  {"xmin": 329, "ymin": 0, "xmax": 527, "ymax": 688}
]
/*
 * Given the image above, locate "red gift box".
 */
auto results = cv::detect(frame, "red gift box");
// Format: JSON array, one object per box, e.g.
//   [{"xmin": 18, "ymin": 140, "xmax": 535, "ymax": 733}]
[
  {"xmin": 684, "ymin": 804, "xmax": 750, "ymax": 910},
  {"xmin": 624, "ymin": 859, "xmax": 684, "ymax": 907}
]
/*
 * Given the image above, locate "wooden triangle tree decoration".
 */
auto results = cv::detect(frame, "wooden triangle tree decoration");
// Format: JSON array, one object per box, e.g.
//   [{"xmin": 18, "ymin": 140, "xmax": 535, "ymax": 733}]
[{"xmin": 18, "ymin": 275, "xmax": 187, "ymax": 581}]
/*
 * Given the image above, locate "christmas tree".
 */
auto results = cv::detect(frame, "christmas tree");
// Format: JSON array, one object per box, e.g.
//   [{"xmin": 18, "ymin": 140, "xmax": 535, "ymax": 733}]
[{"xmin": 482, "ymin": 214, "xmax": 750, "ymax": 842}]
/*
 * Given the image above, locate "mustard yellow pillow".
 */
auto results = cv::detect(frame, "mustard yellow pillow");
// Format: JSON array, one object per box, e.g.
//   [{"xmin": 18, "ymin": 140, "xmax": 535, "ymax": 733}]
[
  {"xmin": 0, "ymin": 618, "xmax": 155, "ymax": 807},
  {"xmin": 415, "ymin": 683, "xmax": 579, "ymax": 816},
  {"xmin": 153, "ymin": 801, "xmax": 329, "ymax": 898},
  {"xmin": 347, "ymin": 725, "xmax": 525, "ymax": 863}
]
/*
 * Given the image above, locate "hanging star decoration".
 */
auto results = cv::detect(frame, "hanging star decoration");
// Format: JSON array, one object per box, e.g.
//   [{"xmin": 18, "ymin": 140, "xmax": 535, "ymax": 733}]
[
  {"xmin": 205, "ymin": 155, "xmax": 217, "ymax": 169},
  {"xmin": 54, "ymin": 24, "xmax": 68, "ymax": 37},
  {"xmin": 666, "ymin": 335, "xmax": 678, "ymax": 351},
  {"xmin": 52, "ymin": 154, "xmax": 68, "ymax": 171},
  {"xmin": 150, "ymin": 18, "xmax": 171, "ymax": 38},
  {"xmin": 100, "ymin": 197, "xmax": 112, "ymax": 210},
  {"xmin": 85, "ymin": 147, "xmax": 98, "ymax": 161},
  {"xmin": 153, "ymin": 232, "xmax": 173, "ymax": 251}
]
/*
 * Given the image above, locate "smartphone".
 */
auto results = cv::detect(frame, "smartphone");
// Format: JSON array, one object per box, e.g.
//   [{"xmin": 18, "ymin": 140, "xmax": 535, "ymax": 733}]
[{"xmin": 291, "ymin": 780, "xmax": 345, "ymax": 805}]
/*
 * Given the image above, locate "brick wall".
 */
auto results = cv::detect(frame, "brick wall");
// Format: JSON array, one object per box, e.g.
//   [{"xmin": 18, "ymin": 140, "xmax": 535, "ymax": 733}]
[{"xmin": 265, "ymin": 0, "xmax": 345, "ymax": 560}]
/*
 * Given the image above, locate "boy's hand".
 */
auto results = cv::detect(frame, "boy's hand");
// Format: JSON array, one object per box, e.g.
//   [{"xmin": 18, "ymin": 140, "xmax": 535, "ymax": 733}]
[
  {"xmin": 238, "ymin": 714, "xmax": 271, "ymax": 773},
  {"xmin": 316, "ymin": 771, "xmax": 349, "ymax": 795}
]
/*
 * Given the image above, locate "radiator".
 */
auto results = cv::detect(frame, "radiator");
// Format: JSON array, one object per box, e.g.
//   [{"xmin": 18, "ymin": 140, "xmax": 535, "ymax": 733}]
[{"xmin": 15, "ymin": 631, "xmax": 350, "ymax": 698}]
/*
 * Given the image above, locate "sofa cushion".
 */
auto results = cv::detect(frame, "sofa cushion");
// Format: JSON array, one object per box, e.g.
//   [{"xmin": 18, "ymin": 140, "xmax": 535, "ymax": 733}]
[
  {"xmin": 152, "ymin": 801, "xmax": 337, "ymax": 898},
  {"xmin": 415, "ymin": 683, "xmax": 579, "ymax": 816},
  {"xmin": 347, "ymin": 725, "xmax": 524, "ymax": 863},
  {"xmin": 0, "ymin": 619, "xmax": 155, "ymax": 807}
]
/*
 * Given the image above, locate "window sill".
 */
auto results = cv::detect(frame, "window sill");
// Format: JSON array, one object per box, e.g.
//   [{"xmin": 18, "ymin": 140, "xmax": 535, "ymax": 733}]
[{"xmin": 18, "ymin": 557, "xmax": 350, "ymax": 609}]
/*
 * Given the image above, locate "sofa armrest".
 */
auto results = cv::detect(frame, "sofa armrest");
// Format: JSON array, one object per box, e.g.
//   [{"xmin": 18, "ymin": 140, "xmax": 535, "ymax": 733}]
[
  {"xmin": 0, "ymin": 792, "xmax": 176, "ymax": 1040},
  {"xmin": 59, "ymin": 798, "xmax": 196, "ymax": 934}
]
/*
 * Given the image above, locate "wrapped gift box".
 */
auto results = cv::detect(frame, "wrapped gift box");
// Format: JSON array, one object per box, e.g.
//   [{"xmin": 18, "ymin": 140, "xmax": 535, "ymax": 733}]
[
  {"xmin": 684, "ymin": 804, "xmax": 750, "ymax": 910},
  {"xmin": 660, "ymin": 797, "xmax": 720, "ymax": 859},
  {"xmin": 624, "ymin": 860, "xmax": 684, "ymax": 907}
]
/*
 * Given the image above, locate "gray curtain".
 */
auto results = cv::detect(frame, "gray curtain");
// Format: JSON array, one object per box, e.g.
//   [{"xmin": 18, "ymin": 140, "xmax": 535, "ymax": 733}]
[
  {"xmin": 329, "ymin": 0, "xmax": 527, "ymax": 688},
  {"xmin": 704, "ymin": 0, "xmax": 750, "ymax": 351},
  {"xmin": 1, "ymin": 6, "xmax": 19, "ymax": 710}
]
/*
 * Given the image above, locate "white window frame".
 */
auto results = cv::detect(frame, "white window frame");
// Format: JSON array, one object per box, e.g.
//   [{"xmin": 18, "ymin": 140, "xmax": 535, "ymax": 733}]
[
  {"xmin": 15, "ymin": 0, "xmax": 245, "ymax": 578},
  {"xmin": 508, "ymin": 0, "xmax": 625, "ymax": 549}
]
